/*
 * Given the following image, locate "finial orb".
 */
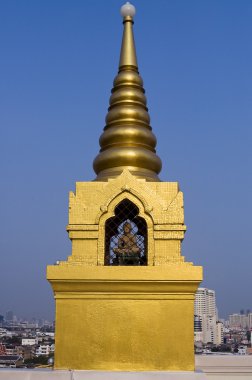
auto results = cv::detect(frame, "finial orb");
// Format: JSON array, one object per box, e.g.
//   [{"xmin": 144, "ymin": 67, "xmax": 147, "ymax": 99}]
[{"xmin": 120, "ymin": 2, "xmax": 136, "ymax": 18}]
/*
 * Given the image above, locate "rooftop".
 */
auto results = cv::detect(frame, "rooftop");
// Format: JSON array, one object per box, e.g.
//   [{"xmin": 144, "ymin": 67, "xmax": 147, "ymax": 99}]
[{"xmin": 0, "ymin": 355, "xmax": 252, "ymax": 379}]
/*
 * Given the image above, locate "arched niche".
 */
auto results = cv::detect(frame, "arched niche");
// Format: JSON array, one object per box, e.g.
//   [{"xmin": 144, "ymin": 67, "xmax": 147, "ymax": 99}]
[{"xmin": 104, "ymin": 199, "xmax": 147, "ymax": 266}]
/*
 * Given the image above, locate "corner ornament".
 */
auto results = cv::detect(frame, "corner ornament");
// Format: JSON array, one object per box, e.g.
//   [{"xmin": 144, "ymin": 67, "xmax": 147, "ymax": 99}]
[
  {"xmin": 100, "ymin": 205, "xmax": 108, "ymax": 213},
  {"xmin": 145, "ymin": 206, "xmax": 153, "ymax": 213}
]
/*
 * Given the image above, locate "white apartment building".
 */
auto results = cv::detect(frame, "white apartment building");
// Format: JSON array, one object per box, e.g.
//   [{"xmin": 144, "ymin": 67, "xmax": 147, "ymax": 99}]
[
  {"xmin": 21, "ymin": 338, "xmax": 38, "ymax": 346},
  {"xmin": 0, "ymin": 329, "xmax": 7, "ymax": 337},
  {"xmin": 194, "ymin": 287, "xmax": 223, "ymax": 345},
  {"xmin": 195, "ymin": 288, "xmax": 216, "ymax": 318},
  {"xmin": 35, "ymin": 344, "xmax": 53, "ymax": 356}
]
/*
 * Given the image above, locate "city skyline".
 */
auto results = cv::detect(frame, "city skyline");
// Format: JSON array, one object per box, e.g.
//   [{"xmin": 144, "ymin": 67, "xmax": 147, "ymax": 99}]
[
  {"xmin": 1, "ymin": 296, "xmax": 251, "ymax": 325},
  {"xmin": 1, "ymin": 0, "xmax": 252, "ymax": 320}
]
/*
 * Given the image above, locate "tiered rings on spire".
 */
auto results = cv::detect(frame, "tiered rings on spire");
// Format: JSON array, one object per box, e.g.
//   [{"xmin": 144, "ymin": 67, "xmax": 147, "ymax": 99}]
[{"xmin": 93, "ymin": 2, "xmax": 162, "ymax": 181}]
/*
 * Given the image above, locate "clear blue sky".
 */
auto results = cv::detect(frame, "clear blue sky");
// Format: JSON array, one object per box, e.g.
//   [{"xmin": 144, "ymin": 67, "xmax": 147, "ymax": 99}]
[{"xmin": 0, "ymin": 0, "xmax": 251, "ymax": 320}]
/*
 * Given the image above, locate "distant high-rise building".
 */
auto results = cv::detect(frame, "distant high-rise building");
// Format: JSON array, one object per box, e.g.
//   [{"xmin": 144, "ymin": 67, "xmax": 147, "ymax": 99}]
[
  {"xmin": 229, "ymin": 313, "xmax": 250, "ymax": 329},
  {"xmin": 195, "ymin": 288, "xmax": 216, "ymax": 318},
  {"xmin": 194, "ymin": 287, "xmax": 222, "ymax": 345},
  {"xmin": 5, "ymin": 310, "xmax": 13, "ymax": 322},
  {"xmin": 229, "ymin": 313, "xmax": 241, "ymax": 328},
  {"xmin": 241, "ymin": 314, "xmax": 248, "ymax": 329},
  {"xmin": 216, "ymin": 321, "xmax": 224, "ymax": 345},
  {"xmin": 248, "ymin": 313, "xmax": 252, "ymax": 329}
]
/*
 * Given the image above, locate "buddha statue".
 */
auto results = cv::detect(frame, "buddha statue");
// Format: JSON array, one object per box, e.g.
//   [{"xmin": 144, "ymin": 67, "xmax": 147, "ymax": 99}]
[{"xmin": 113, "ymin": 221, "xmax": 140, "ymax": 265}]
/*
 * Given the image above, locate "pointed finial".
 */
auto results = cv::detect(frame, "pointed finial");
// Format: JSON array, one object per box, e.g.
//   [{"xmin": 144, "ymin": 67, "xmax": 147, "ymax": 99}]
[
  {"xmin": 119, "ymin": 2, "xmax": 138, "ymax": 69},
  {"xmin": 93, "ymin": 3, "xmax": 162, "ymax": 182}
]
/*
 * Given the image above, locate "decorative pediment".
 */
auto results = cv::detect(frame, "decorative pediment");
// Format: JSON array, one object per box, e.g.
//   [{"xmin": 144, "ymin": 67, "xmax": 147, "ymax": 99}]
[{"xmin": 69, "ymin": 169, "xmax": 184, "ymax": 225}]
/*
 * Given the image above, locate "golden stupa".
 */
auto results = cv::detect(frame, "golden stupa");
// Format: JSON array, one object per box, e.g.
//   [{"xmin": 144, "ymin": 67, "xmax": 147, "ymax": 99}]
[{"xmin": 47, "ymin": 2, "xmax": 202, "ymax": 371}]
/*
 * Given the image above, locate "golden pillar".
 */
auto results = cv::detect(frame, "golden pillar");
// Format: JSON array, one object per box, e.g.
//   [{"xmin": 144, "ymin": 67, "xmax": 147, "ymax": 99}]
[{"xmin": 47, "ymin": 2, "xmax": 202, "ymax": 371}]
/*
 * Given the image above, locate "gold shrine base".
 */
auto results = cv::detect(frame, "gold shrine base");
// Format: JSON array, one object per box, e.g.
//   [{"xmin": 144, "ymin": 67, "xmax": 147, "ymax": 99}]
[{"xmin": 47, "ymin": 265, "xmax": 202, "ymax": 371}]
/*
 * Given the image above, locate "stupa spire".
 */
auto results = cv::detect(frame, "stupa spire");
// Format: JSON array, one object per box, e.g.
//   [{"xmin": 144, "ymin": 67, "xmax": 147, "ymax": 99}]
[{"xmin": 93, "ymin": 2, "xmax": 162, "ymax": 181}]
